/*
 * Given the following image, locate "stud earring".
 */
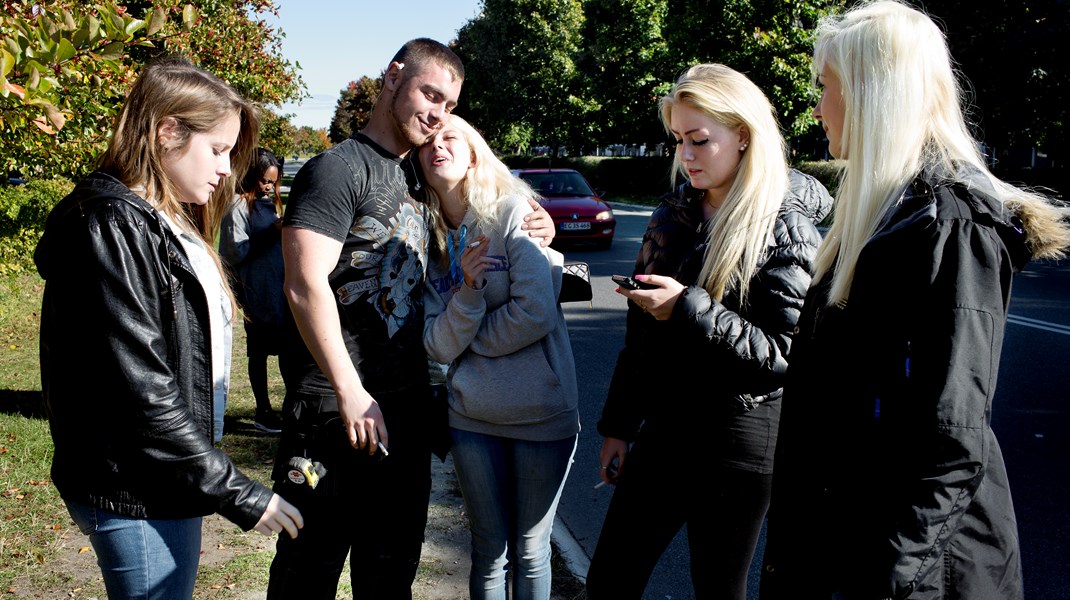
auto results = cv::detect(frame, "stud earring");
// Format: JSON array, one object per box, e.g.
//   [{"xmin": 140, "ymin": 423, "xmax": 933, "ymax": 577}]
[{"xmin": 739, "ymin": 142, "xmax": 749, "ymax": 152}]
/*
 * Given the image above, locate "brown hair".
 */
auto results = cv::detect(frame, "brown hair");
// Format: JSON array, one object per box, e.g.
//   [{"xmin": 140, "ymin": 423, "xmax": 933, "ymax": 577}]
[
  {"xmin": 391, "ymin": 38, "xmax": 465, "ymax": 84},
  {"xmin": 99, "ymin": 55, "xmax": 260, "ymax": 245},
  {"xmin": 99, "ymin": 56, "xmax": 260, "ymax": 316}
]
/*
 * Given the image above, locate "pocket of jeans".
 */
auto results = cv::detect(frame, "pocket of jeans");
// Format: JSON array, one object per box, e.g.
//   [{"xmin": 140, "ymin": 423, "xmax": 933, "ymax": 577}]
[{"xmin": 65, "ymin": 501, "xmax": 99, "ymax": 535}]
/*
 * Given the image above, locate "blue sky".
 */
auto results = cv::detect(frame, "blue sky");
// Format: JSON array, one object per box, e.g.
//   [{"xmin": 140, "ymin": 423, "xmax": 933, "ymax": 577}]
[{"xmin": 266, "ymin": 0, "xmax": 483, "ymax": 130}]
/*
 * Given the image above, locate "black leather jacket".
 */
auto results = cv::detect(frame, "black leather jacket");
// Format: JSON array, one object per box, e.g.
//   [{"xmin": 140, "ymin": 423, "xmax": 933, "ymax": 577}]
[
  {"xmin": 35, "ymin": 171, "xmax": 271, "ymax": 530},
  {"xmin": 598, "ymin": 169, "xmax": 832, "ymax": 442}
]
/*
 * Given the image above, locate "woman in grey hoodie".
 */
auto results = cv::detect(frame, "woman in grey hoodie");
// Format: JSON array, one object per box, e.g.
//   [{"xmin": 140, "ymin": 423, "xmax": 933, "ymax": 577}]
[{"xmin": 420, "ymin": 115, "xmax": 579, "ymax": 600}]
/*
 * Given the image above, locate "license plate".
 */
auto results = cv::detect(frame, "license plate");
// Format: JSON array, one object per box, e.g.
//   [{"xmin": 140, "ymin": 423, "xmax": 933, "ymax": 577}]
[{"xmin": 560, "ymin": 221, "xmax": 590, "ymax": 231}]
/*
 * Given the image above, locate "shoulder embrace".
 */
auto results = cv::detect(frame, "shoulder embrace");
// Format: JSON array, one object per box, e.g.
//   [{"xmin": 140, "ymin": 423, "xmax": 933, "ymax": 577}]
[{"xmin": 500, "ymin": 194, "xmax": 538, "ymax": 226}]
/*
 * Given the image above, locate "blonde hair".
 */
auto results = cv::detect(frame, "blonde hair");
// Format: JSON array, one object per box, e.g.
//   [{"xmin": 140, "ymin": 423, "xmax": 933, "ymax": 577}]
[
  {"xmin": 660, "ymin": 63, "xmax": 789, "ymax": 303},
  {"xmin": 99, "ymin": 56, "xmax": 260, "ymax": 314},
  {"xmin": 813, "ymin": 0, "xmax": 1069, "ymax": 304},
  {"xmin": 422, "ymin": 115, "xmax": 538, "ymax": 265}
]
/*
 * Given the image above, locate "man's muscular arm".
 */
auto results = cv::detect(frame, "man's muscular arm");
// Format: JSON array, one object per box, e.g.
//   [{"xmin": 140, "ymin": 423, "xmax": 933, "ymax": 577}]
[{"xmin": 282, "ymin": 226, "xmax": 386, "ymax": 453}]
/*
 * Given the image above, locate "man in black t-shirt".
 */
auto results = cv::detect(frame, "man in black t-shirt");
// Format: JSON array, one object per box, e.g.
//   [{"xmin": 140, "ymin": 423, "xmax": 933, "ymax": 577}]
[{"xmin": 267, "ymin": 38, "xmax": 555, "ymax": 599}]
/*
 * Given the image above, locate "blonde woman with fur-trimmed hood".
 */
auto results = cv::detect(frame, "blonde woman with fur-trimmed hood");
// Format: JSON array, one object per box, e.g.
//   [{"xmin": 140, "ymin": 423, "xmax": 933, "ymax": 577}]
[{"xmin": 761, "ymin": 2, "xmax": 1070, "ymax": 599}]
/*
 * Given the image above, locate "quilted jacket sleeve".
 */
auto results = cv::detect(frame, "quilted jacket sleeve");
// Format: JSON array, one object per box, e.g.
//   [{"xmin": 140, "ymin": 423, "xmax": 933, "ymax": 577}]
[{"xmin": 673, "ymin": 211, "xmax": 822, "ymax": 399}]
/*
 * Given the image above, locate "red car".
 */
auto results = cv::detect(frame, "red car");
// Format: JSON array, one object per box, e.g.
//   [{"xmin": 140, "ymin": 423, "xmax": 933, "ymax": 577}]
[{"xmin": 511, "ymin": 168, "xmax": 616, "ymax": 249}]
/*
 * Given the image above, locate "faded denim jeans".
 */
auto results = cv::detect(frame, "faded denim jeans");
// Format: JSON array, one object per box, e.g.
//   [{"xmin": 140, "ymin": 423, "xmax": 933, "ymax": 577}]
[
  {"xmin": 66, "ymin": 499, "xmax": 202, "ymax": 599},
  {"xmin": 450, "ymin": 428, "xmax": 577, "ymax": 600}
]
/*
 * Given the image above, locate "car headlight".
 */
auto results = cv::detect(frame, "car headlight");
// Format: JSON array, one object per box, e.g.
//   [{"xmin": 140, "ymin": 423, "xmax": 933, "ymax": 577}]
[{"xmin": 595, "ymin": 210, "xmax": 613, "ymax": 221}]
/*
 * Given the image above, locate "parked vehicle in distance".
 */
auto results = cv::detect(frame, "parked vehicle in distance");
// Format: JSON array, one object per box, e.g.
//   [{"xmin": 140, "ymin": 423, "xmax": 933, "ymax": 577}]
[{"xmin": 511, "ymin": 168, "xmax": 616, "ymax": 249}]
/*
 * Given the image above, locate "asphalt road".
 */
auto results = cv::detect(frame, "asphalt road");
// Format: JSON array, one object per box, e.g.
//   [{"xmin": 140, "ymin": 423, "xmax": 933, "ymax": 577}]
[
  {"xmin": 989, "ymin": 259, "xmax": 1070, "ymax": 599},
  {"xmin": 554, "ymin": 202, "xmax": 1070, "ymax": 599}
]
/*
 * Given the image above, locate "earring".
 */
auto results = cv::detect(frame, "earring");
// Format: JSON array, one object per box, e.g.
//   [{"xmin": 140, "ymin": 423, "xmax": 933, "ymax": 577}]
[{"xmin": 739, "ymin": 142, "xmax": 749, "ymax": 152}]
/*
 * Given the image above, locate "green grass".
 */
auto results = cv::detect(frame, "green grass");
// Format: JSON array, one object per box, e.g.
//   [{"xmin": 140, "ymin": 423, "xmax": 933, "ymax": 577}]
[
  {"xmin": 0, "ymin": 273, "xmax": 61, "ymax": 591},
  {"xmin": 0, "ymin": 271, "xmax": 287, "ymax": 596},
  {"xmin": 195, "ymin": 542, "xmax": 274, "ymax": 593}
]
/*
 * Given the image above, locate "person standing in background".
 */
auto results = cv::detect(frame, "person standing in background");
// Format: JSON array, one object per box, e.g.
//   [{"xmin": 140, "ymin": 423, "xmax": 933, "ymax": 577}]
[
  {"xmin": 220, "ymin": 147, "xmax": 286, "ymax": 434},
  {"xmin": 761, "ymin": 2, "xmax": 1070, "ymax": 598}
]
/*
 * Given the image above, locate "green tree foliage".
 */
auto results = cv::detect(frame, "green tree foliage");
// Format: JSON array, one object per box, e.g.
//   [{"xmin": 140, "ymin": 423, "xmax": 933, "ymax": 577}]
[
  {"xmin": 0, "ymin": 177, "xmax": 73, "ymax": 275},
  {"xmin": 0, "ymin": 1, "xmax": 306, "ymax": 179},
  {"xmin": 259, "ymin": 107, "xmax": 297, "ymax": 159},
  {"xmin": 449, "ymin": 0, "xmax": 837, "ymax": 155},
  {"xmin": 579, "ymin": 0, "xmax": 670, "ymax": 149},
  {"xmin": 329, "ymin": 75, "xmax": 380, "ymax": 144},
  {"xmin": 453, "ymin": 0, "xmax": 596, "ymax": 156},
  {"xmin": 1, "ymin": 1, "xmax": 171, "ymax": 178},
  {"xmin": 294, "ymin": 125, "xmax": 330, "ymax": 156},
  {"xmin": 129, "ymin": 0, "xmax": 305, "ymax": 107},
  {"xmin": 659, "ymin": 0, "xmax": 840, "ymax": 137}
]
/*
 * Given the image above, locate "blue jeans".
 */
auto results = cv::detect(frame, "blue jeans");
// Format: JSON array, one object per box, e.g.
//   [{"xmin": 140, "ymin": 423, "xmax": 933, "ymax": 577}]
[
  {"xmin": 449, "ymin": 428, "xmax": 577, "ymax": 600},
  {"xmin": 66, "ymin": 500, "xmax": 202, "ymax": 599}
]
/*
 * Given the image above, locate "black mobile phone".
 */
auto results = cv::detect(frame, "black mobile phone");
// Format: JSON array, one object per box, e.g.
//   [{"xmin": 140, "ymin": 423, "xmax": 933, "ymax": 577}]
[{"xmin": 611, "ymin": 274, "xmax": 657, "ymax": 290}]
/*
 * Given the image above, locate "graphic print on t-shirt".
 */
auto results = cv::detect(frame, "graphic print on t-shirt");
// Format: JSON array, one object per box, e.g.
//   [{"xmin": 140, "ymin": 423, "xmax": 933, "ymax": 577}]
[{"xmin": 335, "ymin": 198, "xmax": 427, "ymax": 338}]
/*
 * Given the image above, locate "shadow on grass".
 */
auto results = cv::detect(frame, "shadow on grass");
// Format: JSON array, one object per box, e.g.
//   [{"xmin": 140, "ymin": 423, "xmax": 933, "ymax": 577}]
[{"xmin": 0, "ymin": 389, "xmax": 46, "ymax": 418}]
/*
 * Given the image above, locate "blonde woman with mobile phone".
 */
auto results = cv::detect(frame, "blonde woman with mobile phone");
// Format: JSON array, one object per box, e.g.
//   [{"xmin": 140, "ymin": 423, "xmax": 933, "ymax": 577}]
[{"xmin": 586, "ymin": 64, "xmax": 832, "ymax": 600}]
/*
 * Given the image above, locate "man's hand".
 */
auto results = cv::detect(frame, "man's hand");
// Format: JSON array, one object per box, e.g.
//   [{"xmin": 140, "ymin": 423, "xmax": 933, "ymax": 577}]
[
  {"xmin": 337, "ymin": 386, "xmax": 388, "ymax": 454},
  {"xmin": 522, "ymin": 198, "xmax": 556, "ymax": 248},
  {"xmin": 283, "ymin": 227, "xmax": 388, "ymax": 455}
]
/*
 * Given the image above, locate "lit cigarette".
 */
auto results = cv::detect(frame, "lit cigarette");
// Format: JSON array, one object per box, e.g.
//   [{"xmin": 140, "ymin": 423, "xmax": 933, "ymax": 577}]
[
  {"xmin": 593, "ymin": 481, "xmax": 607, "ymax": 490},
  {"xmin": 377, "ymin": 441, "xmax": 389, "ymax": 457},
  {"xmin": 466, "ymin": 240, "xmax": 482, "ymax": 248}
]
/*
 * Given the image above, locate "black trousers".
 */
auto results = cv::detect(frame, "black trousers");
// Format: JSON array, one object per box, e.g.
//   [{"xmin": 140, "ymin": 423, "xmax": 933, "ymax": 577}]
[
  {"xmin": 266, "ymin": 386, "xmax": 432, "ymax": 600},
  {"xmin": 585, "ymin": 431, "xmax": 773, "ymax": 600}
]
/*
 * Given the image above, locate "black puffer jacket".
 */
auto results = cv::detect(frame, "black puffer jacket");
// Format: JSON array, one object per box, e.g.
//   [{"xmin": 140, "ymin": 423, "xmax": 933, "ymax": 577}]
[
  {"xmin": 35, "ymin": 171, "xmax": 271, "ymax": 530},
  {"xmin": 761, "ymin": 165, "xmax": 1052, "ymax": 599},
  {"xmin": 598, "ymin": 169, "xmax": 832, "ymax": 447}
]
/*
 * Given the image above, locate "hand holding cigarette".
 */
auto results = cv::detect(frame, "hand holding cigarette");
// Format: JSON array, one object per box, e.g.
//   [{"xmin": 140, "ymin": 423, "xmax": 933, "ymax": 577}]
[{"xmin": 461, "ymin": 235, "xmax": 491, "ymax": 290}]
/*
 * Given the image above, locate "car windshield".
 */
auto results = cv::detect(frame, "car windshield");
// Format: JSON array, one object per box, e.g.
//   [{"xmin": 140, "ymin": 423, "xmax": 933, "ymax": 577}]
[{"xmin": 519, "ymin": 172, "xmax": 595, "ymax": 197}]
